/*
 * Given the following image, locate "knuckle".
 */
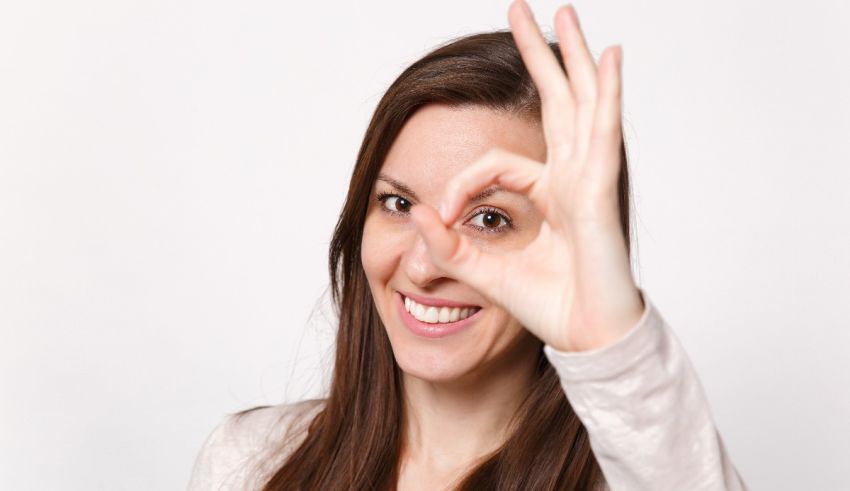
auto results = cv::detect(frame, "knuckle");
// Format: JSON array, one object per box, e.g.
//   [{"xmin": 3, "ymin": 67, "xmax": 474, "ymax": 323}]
[
  {"xmin": 549, "ymin": 141, "xmax": 574, "ymax": 161},
  {"xmin": 590, "ymin": 125, "xmax": 619, "ymax": 142},
  {"xmin": 484, "ymin": 147, "xmax": 507, "ymax": 162},
  {"xmin": 576, "ymin": 94, "xmax": 597, "ymax": 107},
  {"xmin": 541, "ymin": 85, "xmax": 572, "ymax": 106}
]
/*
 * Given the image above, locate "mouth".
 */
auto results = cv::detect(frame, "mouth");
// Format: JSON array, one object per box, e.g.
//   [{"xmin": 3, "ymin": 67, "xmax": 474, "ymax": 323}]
[{"xmin": 396, "ymin": 291, "xmax": 482, "ymax": 339}]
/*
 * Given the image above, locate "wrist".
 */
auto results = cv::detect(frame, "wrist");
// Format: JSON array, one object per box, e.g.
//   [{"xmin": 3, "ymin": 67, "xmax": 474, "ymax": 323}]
[{"xmin": 558, "ymin": 290, "xmax": 646, "ymax": 352}]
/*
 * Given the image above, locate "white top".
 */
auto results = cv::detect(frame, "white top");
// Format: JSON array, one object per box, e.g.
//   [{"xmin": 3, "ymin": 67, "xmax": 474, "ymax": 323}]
[{"xmin": 188, "ymin": 291, "xmax": 748, "ymax": 490}]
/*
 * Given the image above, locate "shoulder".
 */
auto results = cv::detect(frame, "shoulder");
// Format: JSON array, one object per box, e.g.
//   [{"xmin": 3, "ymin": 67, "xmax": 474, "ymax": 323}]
[
  {"xmin": 187, "ymin": 398, "xmax": 326, "ymax": 491},
  {"xmin": 221, "ymin": 398, "xmax": 325, "ymax": 448}
]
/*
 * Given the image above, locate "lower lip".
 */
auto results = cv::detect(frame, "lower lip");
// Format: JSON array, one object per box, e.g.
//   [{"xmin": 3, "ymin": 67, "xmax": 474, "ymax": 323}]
[{"xmin": 396, "ymin": 292, "xmax": 482, "ymax": 339}]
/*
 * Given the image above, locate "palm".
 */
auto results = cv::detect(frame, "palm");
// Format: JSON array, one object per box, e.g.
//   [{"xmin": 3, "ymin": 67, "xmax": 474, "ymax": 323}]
[
  {"xmin": 495, "ymin": 219, "xmax": 577, "ymax": 350},
  {"xmin": 410, "ymin": 0, "xmax": 644, "ymax": 352}
]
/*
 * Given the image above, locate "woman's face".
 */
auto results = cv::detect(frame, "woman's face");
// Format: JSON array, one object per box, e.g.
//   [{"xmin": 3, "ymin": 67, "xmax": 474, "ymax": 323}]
[{"xmin": 361, "ymin": 103, "xmax": 547, "ymax": 383}]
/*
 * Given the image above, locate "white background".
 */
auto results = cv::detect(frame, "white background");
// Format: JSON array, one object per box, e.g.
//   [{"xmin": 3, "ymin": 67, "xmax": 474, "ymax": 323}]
[{"xmin": 1, "ymin": 0, "xmax": 848, "ymax": 489}]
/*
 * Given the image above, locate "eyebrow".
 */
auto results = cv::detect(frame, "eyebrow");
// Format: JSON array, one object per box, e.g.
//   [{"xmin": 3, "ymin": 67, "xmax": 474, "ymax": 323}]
[{"xmin": 376, "ymin": 173, "xmax": 504, "ymax": 203}]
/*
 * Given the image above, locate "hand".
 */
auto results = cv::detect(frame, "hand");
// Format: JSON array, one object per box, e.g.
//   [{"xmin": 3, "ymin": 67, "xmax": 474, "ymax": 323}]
[{"xmin": 409, "ymin": 0, "xmax": 645, "ymax": 352}]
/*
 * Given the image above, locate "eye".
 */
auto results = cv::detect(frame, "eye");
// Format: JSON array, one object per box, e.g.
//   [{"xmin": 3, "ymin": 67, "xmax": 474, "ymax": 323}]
[
  {"xmin": 466, "ymin": 208, "xmax": 512, "ymax": 233},
  {"xmin": 376, "ymin": 191, "xmax": 512, "ymax": 234},
  {"xmin": 376, "ymin": 192, "xmax": 412, "ymax": 215}
]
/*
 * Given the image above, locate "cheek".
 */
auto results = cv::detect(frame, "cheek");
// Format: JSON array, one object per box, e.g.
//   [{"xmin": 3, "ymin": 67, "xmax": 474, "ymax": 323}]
[
  {"xmin": 466, "ymin": 217, "xmax": 543, "ymax": 255},
  {"xmin": 477, "ymin": 308, "xmax": 535, "ymax": 360},
  {"xmin": 361, "ymin": 216, "xmax": 403, "ymax": 284},
  {"xmin": 461, "ymin": 307, "xmax": 526, "ymax": 354},
  {"xmin": 488, "ymin": 309, "xmax": 526, "ymax": 340}
]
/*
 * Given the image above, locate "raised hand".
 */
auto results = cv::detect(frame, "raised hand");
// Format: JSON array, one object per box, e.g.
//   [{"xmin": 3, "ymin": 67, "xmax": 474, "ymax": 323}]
[{"xmin": 409, "ymin": 0, "xmax": 645, "ymax": 352}]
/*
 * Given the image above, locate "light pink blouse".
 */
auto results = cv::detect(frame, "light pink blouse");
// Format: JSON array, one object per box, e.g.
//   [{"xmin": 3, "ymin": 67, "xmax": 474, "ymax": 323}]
[{"xmin": 188, "ymin": 291, "xmax": 748, "ymax": 490}]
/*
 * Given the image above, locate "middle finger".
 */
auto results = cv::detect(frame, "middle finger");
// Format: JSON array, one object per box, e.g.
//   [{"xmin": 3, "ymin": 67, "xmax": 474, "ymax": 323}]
[{"xmin": 508, "ymin": 0, "xmax": 576, "ymax": 163}]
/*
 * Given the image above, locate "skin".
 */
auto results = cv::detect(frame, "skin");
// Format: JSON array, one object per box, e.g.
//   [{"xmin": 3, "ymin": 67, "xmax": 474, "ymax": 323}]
[
  {"xmin": 362, "ymin": 104, "xmax": 547, "ymax": 488},
  {"xmin": 362, "ymin": 1, "xmax": 645, "ymax": 488}
]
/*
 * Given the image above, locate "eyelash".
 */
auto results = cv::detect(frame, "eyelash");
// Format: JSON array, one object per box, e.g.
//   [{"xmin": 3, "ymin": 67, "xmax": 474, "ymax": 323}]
[{"xmin": 375, "ymin": 192, "xmax": 513, "ymax": 234}]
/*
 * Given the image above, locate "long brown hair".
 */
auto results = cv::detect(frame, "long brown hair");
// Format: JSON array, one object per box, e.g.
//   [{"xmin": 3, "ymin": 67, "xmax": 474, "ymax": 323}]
[{"xmin": 260, "ymin": 30, "xmax": 633, "ymax": 490}]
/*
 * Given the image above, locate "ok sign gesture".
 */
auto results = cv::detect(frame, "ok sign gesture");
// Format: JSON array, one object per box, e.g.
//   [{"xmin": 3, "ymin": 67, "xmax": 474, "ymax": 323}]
[{"xmin": 410, "ymin": 0, "xmax": 645, "ymax": 352}]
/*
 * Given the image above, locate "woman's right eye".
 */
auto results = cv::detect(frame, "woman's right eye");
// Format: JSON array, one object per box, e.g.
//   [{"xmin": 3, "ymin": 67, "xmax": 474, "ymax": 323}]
[{"xmin": 377, "ymin": 193, "xmax": 412, "ymax": 214}]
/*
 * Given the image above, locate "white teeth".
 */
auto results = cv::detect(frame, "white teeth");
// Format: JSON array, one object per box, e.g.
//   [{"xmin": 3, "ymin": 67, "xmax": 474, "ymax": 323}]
[
  {"xmin": 404, "ymin": 296, "xmax": 479, "ymax": 324},
  {"xmin": 425, "ymin": 306, "xmax": 438, "ymax": 323}
]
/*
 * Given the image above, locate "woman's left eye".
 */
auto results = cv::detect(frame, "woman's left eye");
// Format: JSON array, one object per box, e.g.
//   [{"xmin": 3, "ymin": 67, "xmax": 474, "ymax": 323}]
[{"xmin": 467, "ymin": 209, "xmax": 512, "ymax": 233}]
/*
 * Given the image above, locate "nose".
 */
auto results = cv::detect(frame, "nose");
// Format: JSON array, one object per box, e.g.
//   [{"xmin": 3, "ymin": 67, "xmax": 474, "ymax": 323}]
[{"xmin": 402, "ymin": 230, "xmax": 449, "ymax": 288}]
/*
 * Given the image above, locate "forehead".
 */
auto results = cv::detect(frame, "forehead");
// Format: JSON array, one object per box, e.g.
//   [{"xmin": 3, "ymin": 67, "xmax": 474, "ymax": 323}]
[{"xmin": 379, "ymin": 104, "xmax": 545, "ymax": 192}]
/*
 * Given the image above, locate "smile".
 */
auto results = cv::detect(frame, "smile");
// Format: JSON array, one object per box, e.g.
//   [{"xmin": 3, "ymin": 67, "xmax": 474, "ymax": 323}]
[
  {"xmin": 404, "ymin": 296, "xmax": 480, "ymax": 323},
  {"xmin": 396, "ymin": 291, "xmax": 482, "ymax": 338}
]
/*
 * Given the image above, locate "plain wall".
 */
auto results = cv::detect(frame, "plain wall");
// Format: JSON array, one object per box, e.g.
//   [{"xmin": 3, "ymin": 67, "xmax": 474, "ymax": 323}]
[{"xmin": 1, "ymin": 0, "xmax": 848, "ymax": 489}]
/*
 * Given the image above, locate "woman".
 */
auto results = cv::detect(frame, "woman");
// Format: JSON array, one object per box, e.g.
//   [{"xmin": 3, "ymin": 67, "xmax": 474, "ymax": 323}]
[{"xmin": 188, "ymin": 1, "xmax": 747, "ymax": 489}]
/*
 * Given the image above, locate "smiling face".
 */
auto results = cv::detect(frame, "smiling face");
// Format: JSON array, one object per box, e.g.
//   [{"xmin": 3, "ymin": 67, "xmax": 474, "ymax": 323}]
[{"xmin": 361, "ymin": 103, "xmax": 548, "ymax": 384}]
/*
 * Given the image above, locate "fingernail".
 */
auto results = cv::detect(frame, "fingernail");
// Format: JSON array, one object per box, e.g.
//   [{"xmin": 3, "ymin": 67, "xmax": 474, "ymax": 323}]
[
  {"xmin": 519, "ymin": 0, "xmax": 533, "ymax": 19},
  {"xmin": 566, "ymin": 4, "xmax": 579, "ymax": 27}
]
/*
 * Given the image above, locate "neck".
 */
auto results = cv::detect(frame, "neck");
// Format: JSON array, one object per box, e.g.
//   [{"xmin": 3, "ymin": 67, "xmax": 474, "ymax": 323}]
[{"xmin": 399, "ymin": 333, "xmax": 541, "ymax": 473}]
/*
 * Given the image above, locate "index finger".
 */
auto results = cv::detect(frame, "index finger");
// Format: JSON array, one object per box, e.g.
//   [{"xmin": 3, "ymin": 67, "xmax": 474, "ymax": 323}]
[{"xmin": 439, "ymin": 148, "xmax": 544, "ymax": 224}]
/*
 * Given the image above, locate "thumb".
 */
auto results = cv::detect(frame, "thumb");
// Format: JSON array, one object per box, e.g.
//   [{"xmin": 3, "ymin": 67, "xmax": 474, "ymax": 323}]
[{"xmin": 409, "ymin": 204, "xmax": 501, "ymax": 299}]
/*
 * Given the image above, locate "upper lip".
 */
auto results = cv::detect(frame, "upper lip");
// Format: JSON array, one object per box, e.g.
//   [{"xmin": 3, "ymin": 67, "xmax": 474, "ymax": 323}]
[{"xmin": 399, "ymin": 290, "xmax": 482, "ymax": 309}]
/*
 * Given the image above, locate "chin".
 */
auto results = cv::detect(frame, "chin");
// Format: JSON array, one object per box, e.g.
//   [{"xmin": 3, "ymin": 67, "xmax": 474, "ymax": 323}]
[
  {"xmin": 386, "ymin": 314, "xmax": 485, "ymax": 383},
  {"xmin": 390, "ymin": 341, "xmax": 477, "ymax": 383}
]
